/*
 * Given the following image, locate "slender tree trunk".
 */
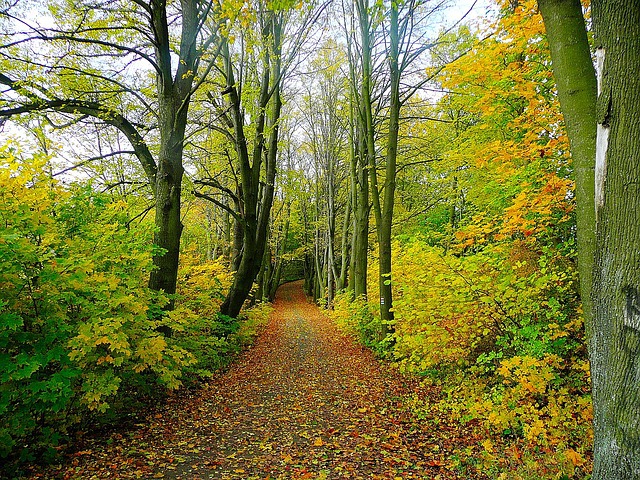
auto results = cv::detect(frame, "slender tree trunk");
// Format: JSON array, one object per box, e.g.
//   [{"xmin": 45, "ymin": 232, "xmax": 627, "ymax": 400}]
[
  {"xmin": 375, "ymin": 0, "xmax": 400, "ymax": 333},
  {"xmin": 269, "ymin": 203, "xmax": 290, "ymax": 300},
  {"xmin": 355, "ymin": 0, "xmax": 374, "ymax": 302},
  {"xmin": 538, "ymin": 0, "xmax": 597, "ymax": 333},
  {"xmin": 343, "ymin": 3, "xmax": 370, "ymax": 300},
  {"xmin": 347, "ymin": 105, "xmax": 359, "ymax": 295},
  {"xmin": 206, "ymin": 207, "xmax": 215, "ymax": 261},
  {"xmin": 338, "ymin": 193, "xmax": 352, "ymax": 291},
  {"xmin": 224, "ymin": 208, "xmax": 232, "ymax": 261},
  {"xmin": 353, "ymin": 131, "xmax": 370, "ymax": 298},
  {"xmin": 327, "ymin": 241, "xmax": 334, "ymax": 307},
  {"xmin": 314, "ymin": 221, "xmax": 325, "ymax": 302},
  {"xmin": 449, "ymin": 175, "xmax": 458, "ymax": 229},
  {"xmin": 327, "ymin": 152, "xmax": 336, "ymax": 307}
]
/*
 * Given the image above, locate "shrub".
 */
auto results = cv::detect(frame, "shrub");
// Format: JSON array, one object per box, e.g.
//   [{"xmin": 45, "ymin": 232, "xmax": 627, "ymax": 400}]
[
  {"xmin": 173, "ymin": 255, "xmax": 271, "ymax": 378},
  {"xmin": 0, "ymin": 150, "xmax": 191, "ymax": 465}
]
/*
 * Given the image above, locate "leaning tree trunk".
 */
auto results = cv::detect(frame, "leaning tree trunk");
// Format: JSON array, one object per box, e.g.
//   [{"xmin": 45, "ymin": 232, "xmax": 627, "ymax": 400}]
[
  {"xmin": 219, "ymin": 15, "xmax": 283, "ymax": 318},
  {"xmin": 589, "ymin": 2, "xmax": 640, "ymax": 477}
]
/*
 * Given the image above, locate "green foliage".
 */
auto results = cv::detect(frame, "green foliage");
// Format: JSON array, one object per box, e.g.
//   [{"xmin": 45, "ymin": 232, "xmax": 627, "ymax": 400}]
[
  {"xmin": 172, "ymin": 255, "xmax": 272, "ymax": 378},
  {"xmin": 330, "ymin": 292, "xmax": 386, "ymax": 354},
  {"xmin": 0, "ymin": 149, "xmax": 191, "ymax": 467}
]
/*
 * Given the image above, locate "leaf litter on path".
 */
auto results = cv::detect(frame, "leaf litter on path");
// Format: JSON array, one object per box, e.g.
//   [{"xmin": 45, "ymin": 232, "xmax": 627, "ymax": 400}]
[{"xmin": 25, "ymin": 281, "xmax": 486, "ymax": 479}]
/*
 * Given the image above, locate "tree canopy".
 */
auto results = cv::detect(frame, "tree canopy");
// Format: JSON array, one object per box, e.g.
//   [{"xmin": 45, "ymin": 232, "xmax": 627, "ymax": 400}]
[{"xmin": 2, "ymin": 0, "xmax": 638, "ymax": 478}]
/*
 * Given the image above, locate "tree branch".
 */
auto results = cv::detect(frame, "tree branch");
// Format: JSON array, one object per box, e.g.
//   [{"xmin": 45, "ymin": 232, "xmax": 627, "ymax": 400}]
[
  {"xmin": 192, "ymin": 190, "xmax": 243, "ymax": 223},
  {"xmin": 0, "ymin": 76, "xmax": 157, "ymax": 191}
]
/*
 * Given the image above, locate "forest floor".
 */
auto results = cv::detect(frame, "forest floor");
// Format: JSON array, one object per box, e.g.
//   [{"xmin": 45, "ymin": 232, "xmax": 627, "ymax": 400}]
[{"xmin": 25, "ymin": 281, "xmax": 486, "ymax": 479}]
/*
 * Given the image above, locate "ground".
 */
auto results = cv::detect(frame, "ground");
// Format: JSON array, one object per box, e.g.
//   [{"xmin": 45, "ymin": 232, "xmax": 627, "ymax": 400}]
[{"xmin": 25, "ymin": 281, "xmax": 485, "ymax": 479}]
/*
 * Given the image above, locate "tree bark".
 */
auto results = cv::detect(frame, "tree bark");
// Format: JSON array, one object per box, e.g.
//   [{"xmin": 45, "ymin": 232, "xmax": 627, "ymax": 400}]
[
  {"xmin": 376, "ymin": 0, "xmax": 400, "ymax": 333},
  {"xmin": 146, "ymin": 0, "xmax": 199, "ymax": 302},
  {"xmin": 268, "ymin": 203, "xmax": 290, "ymax": 301},
  {"xmin": 538, "ymin": 0, "xmax": 597, "ymax": 334},
  {"xmin": 353, "ymin": 128, "xmax": 370, "ymax": 298},
  {"xmin": 337, "ymin": 192, "xmax": 352, "ymax": 291},
  {"xmin": 588, "ymin": 2, "xmax": 640, "ymax": 477},
  {"xmin": 219, "ymin": 14, "xmax": 283, "ymax": 318}
]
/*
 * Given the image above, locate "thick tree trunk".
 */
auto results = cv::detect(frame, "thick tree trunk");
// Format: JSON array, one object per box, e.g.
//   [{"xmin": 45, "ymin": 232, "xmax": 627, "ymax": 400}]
[
  {"xmin": 146, "ymin": 0, "xmax": 200, "ymax": 309},
  {"xmin": 149, "ymin": 157, "xmax": 183, "ymax": 301},
  {"xmin": 149, "ymin": 98, "xmax": 186, "ymax": 301},
  {"xmin": 220, "ymin": 193, "xmax": 260, "ymax": 314},
  {"xmin": 589, "ymin": 2, "xmax": 640, "ymax": 477},
  {"xmin": 538, "ymin": 0, "xmax": 597, "ymax": 333}
]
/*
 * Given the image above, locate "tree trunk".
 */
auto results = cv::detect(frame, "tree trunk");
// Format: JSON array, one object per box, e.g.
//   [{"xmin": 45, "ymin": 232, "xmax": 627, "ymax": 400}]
[
  {"xmin": 355, "ymin": 0, "xmax": 375, "ymax": 302},
  {"xmin": 268, "ymin": 203, "xmax": 290, "ymax": 301},
  {"xmin": 376, "ymin": 0, "xmax": 400, "ymax": 333},
  {"xmin": 219, "ymin": 15, "xmax": 283, "ymax": 318},
  {"xmin": 538, "ymin": 0, "xmax": 597, "ymax": 334},
  {"xmin": 347, "ymin": 105, "xmax": 359, "ymax": 296},
  {"xmin": 589, "ymin": 2, "xmax": 640, "ymax": 477},
  {"xmin": 147, "ymin": 0, "xmax": 199, "ymax": 303},
  {"xmin": 353, "ymin": 134, "xmax": 370, "ymax": 299},
  {"xmin": 327, "ymin": 150, "xmax": 336, "ymax": 307},
  {"xmin": 224, "ymin": 208, "xmax": 232, "ymax": 261},
  {"xmin": 337, "ymin": 193, "xmax": 352, "ymax": 291},
  {"xmin": 148, "ymin": 155, "xmax": 183, "ymax": 302}
]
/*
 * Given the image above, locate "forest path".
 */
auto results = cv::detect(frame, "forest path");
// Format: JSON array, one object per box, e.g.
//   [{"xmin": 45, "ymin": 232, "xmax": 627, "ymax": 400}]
[{"xmin": 30, "ymin": 281, "xmax": 481, "ymax": 479}]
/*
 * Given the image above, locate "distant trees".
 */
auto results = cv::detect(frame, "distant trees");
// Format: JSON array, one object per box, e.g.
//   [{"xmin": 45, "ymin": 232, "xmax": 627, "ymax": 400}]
[
  {"xmin": 204, "ymin": 0, "xmax": 324, "ymax": 318},
  {"xmin": 0, "ymin": 0, "xmax": 323, "ymax": 318},
  {"xmin": 298, "ymin": 41, "xmax": 349, "ymax": 304}
]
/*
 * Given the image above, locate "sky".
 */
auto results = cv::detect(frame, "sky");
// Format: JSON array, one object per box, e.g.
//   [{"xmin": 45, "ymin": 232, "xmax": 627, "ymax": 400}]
[{"xmin": 444, "ymin": 0, "xmax": 497, "ymax": 32}]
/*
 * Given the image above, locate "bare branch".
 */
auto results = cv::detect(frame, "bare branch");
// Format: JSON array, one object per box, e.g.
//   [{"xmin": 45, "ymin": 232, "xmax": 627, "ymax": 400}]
[{"xmin": 192, "ymin": 190, "xmax": 243, "ymax": 223}]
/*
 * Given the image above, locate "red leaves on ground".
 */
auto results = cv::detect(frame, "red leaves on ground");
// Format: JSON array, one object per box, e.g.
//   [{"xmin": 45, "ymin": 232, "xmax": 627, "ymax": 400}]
[{"xmin": 26, "ymin": 281, "xmax": 486, "ymax": 479}]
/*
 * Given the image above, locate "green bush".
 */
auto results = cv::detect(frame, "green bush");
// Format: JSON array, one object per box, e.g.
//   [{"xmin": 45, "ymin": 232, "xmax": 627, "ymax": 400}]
[{"xmin": 0, "ymin": 151, "xmax": 191, "ymax": 467}]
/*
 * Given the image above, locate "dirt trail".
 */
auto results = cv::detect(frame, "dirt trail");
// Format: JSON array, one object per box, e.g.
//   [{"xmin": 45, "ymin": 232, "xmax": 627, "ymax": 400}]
[{"xmin": 29, "ymin": 281, "xmax": 481, "ymax": 479}]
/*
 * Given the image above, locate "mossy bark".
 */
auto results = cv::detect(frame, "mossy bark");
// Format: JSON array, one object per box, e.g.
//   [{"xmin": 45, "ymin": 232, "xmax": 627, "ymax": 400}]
[
  {"xmin": 589, "ymin": 1, "xmax": 640, "ymax": 477},
  {"xmin": 538, "ymin": 0, "xmax": 597, "ymax": 336}
]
